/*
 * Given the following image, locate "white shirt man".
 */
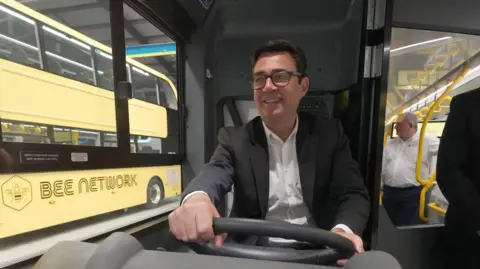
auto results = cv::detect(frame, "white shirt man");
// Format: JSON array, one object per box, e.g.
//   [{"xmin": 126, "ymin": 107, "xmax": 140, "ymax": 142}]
[
  {"xmin": 382, "ymin": 132, "xmax": 439, "ymax": 188},
  {"xmin": 381, "ymin": 112, "xmax": 439, "ymax": 226}
]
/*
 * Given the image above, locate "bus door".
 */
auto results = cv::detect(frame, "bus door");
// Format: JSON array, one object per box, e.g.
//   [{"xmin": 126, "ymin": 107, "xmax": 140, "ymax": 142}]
[{"xmin": 375, "ymin": 0, "xmax": 480, "ymax": 268}]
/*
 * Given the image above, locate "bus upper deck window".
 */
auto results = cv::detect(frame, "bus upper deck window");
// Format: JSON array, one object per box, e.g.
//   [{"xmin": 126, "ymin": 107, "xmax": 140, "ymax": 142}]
[
  {"xmin": 0, "ymin": 5, "xmax": 40, "ymax": 68},
  {"xmin": 42, "ymin": 25, "xmax": 94, "ymax": 85},
  {"xmin": 131, "ymin": 66, "xmax": 159, "ymax": 105}
]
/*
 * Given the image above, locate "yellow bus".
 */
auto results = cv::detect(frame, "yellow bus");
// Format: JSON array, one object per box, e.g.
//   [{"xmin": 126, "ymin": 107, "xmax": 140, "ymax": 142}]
[{"xmin": 0, "ymin": 0, "xmax": 182, "ymax": 239}]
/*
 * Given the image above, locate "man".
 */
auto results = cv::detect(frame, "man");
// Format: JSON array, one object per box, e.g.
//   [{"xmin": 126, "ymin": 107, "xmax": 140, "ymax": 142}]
[
  {"xmin": 381, "ymin": 112, "xmax": 439, "ymax": 226},
  {"xmin": 168, "ymin": 39, "xmax": 370, "ymax": 264},
  {"xmin": 436, "ymin": 88, "xmax": 480, "ymax": 268}
]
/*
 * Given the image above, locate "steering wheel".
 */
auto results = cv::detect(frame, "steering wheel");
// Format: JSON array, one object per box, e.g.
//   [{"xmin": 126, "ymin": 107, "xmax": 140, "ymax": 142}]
[{"xmin": 186, "ymin": 217, "xmax": 356, "ymax": 265}]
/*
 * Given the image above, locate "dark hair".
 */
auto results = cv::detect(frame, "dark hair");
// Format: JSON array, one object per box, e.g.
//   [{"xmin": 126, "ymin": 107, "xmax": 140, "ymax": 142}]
[{"xmin": 252, "ymin": 39, "xmax": 307, "ymax": 77}]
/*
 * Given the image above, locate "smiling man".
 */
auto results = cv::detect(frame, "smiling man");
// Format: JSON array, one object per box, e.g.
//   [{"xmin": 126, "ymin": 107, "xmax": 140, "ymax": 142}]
[{"xmin": 168, "ymin": 39, "xmax": 370, "ymax": 264}]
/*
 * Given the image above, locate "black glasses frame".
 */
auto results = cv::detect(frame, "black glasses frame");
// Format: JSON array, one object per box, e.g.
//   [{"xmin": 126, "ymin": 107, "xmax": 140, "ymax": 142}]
[{"xmin": 251, "ymin": 70, "xmax": 303, "ymax": 90}]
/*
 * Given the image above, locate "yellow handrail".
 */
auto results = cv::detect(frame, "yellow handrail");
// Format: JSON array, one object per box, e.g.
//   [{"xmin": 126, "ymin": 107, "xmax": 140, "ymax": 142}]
[
  {"xmin": 384, "ymin": 123, "xmax": 392, "ymax": 147},
  {"xmin": 427, "ymin": 202, "xmax": 447, "ymax": 215},
  {"xmin": 416, "ymin": 66, "xmax": 471, "ymax": 222},
  {"xmin": 415, "ymin": 66, "xmax": 470, "ymax": 186}
]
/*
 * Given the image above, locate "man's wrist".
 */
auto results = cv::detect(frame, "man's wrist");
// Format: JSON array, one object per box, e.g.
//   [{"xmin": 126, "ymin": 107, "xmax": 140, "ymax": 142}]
[
  {"xmin": 331, "ymin": 224, "xmax": 354, "ymax": 234},
  {"xmin": 182, "ymin": 191, "xmax": 209, "ymax": 205}
]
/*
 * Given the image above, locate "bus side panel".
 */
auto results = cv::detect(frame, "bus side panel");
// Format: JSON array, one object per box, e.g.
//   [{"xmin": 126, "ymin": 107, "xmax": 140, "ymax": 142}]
[
  {"xmin": 0, "ymin": 59, "xmax": 167, "ymax": 138},
  {"xmin": 0, "ymin": 165, "xmax": 181, "ymax": 239},
  {"xmin": 128, "ymin": 99, "xmax": 168, "ymax": 138},
  {"xmin": 0, "ymin": 59, "xmax": 116, "ymax": 132}
]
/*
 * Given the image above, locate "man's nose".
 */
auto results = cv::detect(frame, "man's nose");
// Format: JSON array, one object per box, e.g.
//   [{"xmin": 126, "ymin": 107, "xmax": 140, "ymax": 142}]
[{"xmin": 263, "ymin": 78, "xmax": 278, "ymax": 92}]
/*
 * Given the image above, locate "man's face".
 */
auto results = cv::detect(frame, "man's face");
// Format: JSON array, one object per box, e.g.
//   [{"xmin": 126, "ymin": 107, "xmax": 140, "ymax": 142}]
[
  {"xmin": 252, "ymin": 52, "xmax": 309, "ymax": 121},
  {"xmin": 395, "ymin": 114, "xmax": 414, "ymax": 139}
]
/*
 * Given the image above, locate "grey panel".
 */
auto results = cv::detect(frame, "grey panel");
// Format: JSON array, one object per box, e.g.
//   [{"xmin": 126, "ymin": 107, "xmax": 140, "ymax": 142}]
[
  {"xmin": 393, "ymin": 0, "xmax": 480, "ymax": 33},
  {"xmin": 209, "ymin": 0, "xmax": 364, "ymax": 101},
  {"xmin": 223, "ymin": 101, "xmax": 258, "ymax": 127},
  {"xmin": 33, "ymin": 241, "xmax": 95, "ymax": 269},
  {"xmin": 184, "ymin": 24, "xmax": 209, "ymax": 174},
  {"xmin": 33, "ymin": 232, "xmax": 337, "ymax": 269},
  {"xmin": 376, "ymin": 207, "xmax": 445, "ymax": 269}
]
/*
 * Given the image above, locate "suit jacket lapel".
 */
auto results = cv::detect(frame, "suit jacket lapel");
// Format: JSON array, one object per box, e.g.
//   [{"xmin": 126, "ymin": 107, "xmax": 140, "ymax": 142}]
[
  {"xmin": 296, "ymin": 114, "xmax": 317, "ymax": 211},
  {"xmin": 247, "ymin": 118, "xmax": 270, "ymax": 218}
]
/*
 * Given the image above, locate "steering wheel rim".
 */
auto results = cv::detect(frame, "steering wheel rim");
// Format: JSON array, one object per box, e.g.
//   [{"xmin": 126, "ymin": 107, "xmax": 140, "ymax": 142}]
[{"xmin": 187, "ymin": 217, "xmax": 356, "ymax": 265}]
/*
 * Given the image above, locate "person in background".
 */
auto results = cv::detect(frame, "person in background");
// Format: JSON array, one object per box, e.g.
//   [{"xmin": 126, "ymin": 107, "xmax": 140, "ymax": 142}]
[
  {"xmin": 381, "ymin": 112, "xmax": 439, "ymax": 226},
  {"xmin": 436, "ymin": 88, "xmax": 480, "ymax": 269}
]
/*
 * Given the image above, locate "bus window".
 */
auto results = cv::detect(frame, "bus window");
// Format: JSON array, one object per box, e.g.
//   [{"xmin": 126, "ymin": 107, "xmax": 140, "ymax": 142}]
[
  {"xmin": 42, "ymin": 25, "xmax": 94, "ymax": 85},
  {"xmin": 102, "ymin": 132, "xmax": 117, "ymax": 147},
  {"xmin": 123, "ymin": 5, "xmax": 179, "ymax": 155},
  {"xmin": 0, "ymin": 5, "xmax": 40, "ymax": 68},
  {"xmin": 0, "ymin": 3, "xmax": 120, "ymax": 149},
  {"xmin": 131, "ymin": 66, "xmax": 159, "ymax": 105},
  {"xmin": 1, "ymin": 120, "xmax": 49, "ymax": 144},
  {"xmin": 0, "ymin": 0, "xmax": 182, "ymax": 252},
  {"xmin": 94, "ymin": 49, "xmax": 114, "ymax": 91},
  {"xmin": 158, "ymin": 78, "xmax": 178, "ymax": 110},
  {"xmin": 381, "ymin": 27, "xmax": 480, "ymax": 228}
]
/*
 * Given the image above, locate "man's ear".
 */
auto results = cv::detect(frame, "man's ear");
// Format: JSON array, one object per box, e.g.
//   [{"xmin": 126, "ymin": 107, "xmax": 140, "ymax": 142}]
[{"xmin": 300, "ymin": 77, "xmax": 309, "ymax": 95}]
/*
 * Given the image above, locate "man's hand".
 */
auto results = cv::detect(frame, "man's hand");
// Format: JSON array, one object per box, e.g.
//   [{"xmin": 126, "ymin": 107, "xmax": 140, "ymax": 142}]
[
  {"xmin": 331, "ymin": 228, "xmax": 364, "ymax": 267},
  {"xmin": 168, "ymin": 194, "xmax": 226, "ymax": 247}
]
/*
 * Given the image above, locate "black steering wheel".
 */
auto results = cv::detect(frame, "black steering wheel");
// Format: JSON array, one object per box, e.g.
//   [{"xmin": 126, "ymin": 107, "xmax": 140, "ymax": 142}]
[{"xmin": 187, "ymin": 217, "xmax": 356, "ymax": 265}]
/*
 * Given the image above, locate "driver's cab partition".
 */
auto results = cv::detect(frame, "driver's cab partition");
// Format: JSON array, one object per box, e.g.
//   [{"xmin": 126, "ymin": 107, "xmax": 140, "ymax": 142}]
[{"xmin": 217, "ymin": 91, "xmax": 354, "ymax": 217}]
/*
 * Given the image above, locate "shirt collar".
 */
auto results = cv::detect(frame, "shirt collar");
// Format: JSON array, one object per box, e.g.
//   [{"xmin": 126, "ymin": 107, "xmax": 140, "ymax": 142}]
[
  {"xmin": 396, "ymin": 131, "xmax": 419, "ymax": 144},
  {"xmin": 262, "ymin": 115, "xmax": 299, "ymax": 143}
]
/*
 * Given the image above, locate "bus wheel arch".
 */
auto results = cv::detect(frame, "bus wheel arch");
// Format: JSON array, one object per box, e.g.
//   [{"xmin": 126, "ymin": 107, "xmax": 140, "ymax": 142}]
[{"xmin": 145, "ymin": 176, "xmax": 165, "ymax": 208}]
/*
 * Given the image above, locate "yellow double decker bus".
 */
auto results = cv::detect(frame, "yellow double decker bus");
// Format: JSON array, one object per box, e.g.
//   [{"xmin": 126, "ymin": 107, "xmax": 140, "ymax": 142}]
[{"xmin": 0, "ymin": 0, "xmax": 182, "ymax": 239}]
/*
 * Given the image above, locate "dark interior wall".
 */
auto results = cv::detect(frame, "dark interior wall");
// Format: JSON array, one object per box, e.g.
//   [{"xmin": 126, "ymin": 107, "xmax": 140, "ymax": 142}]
[
  {"xmin": 199, "ymin": 0, "xmax": 365, "ymax": 160},
  {"xmin": 393, "ymin": 0, "xmax": 480, "ymax": 34},
  {"xmin": 210, "ymin": 0, "xmax": 365, "ymax": 101},
  {"xmin": 182, "ymin": 0, "xmax": 367, "ymax": 182}
]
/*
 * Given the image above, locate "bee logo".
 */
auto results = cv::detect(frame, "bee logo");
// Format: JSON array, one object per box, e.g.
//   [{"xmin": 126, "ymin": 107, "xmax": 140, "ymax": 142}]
[{"xmin": 1, "ymin": 176, "xmax": 32, "ymax": 211}]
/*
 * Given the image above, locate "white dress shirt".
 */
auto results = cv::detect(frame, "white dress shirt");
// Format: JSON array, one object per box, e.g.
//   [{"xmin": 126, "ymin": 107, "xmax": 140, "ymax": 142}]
[
  {"xmin": 261, "ymin": 118, "xmax": 352, "ymax": 246},
  {"xmin": 183, "ymin": 117, "xmax": 353, "ymax": 244},
  {"xmin": 382, "ymin": 132, "xmax": 439, "ymax": 188}
]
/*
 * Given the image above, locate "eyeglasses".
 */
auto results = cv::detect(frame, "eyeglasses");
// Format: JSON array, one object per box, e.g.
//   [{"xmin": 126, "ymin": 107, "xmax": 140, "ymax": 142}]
[{"xmin": 252, "ymin": 70, "xmax": 303, "ymax": 90}]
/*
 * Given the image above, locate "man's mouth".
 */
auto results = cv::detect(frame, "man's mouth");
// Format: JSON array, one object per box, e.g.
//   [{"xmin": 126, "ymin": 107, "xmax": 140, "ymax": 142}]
[{"xmin": 263, "ymin": 97, "xmax": 282, "ymax": 104}]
